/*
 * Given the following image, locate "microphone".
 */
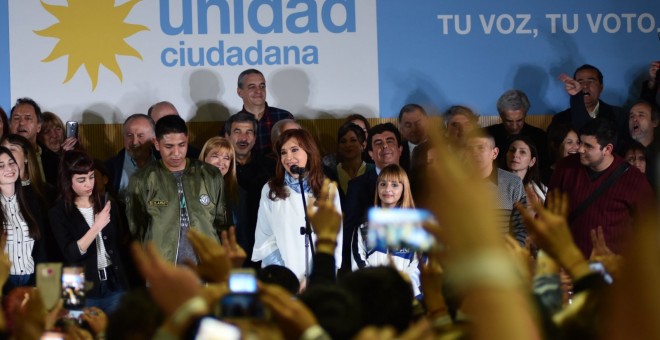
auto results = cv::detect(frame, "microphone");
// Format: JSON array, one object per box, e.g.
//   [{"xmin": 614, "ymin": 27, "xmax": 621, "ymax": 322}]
[{"xmin": 290, "ymin": 165, "xmax": 306, "ymax": 175}]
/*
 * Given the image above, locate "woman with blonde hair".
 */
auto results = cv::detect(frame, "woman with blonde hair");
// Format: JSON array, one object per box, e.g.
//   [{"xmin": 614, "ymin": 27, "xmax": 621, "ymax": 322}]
[
  {"xmin": 352, "ymin": 164, "xmax": 421, "ymax": 297},
  {"xmin": 200, "ymin": 136, "xmax": 239, "ymax": 207}
]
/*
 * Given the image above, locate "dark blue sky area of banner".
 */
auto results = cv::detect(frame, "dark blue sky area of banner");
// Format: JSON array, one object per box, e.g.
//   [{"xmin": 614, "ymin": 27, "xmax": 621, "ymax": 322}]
[{"xmin": 376, "ymin": 0, "xmax": 660, "ymax": 117}]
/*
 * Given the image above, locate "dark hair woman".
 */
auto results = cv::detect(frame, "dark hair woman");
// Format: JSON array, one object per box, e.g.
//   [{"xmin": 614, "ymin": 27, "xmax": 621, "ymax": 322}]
[
  {"xmin": 49, "ymin": 150, "xmax": 128, "ymax": 312},
  {"xmin": 0, "ymin": 146, "xmax": 46, "ymax": 294}
]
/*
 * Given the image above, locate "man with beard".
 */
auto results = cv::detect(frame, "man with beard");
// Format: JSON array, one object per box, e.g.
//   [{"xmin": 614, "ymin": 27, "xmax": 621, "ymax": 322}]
[
  {"xmin": 225, "ymin": 112, "xmax": 275, "ymax": 268},
  {"xmin": 105, "ymin": 114, "xmax": 156, "ymax": 203},
  {"xmin": 550, "ymin": 118, "xmax": 653, "ymax": 257},
  {"xmin": 627, "ymin": 99, "xmax": 659, "ymax": 187}
]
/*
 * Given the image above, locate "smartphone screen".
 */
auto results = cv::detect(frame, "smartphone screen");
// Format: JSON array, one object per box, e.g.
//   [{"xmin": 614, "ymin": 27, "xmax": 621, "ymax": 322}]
[
  {"xmin": 61, "ymin": 266, "xmax": 85, "ymax": 310},
  {"xmin": 65, "ymin": 121, "xmax": 78, "ymax": 139},
  {"xmin": 367, "ymin": 208, "xmax": 436, "ymax": 252},
  {"xmin": 36, "ymin": 263, "xmax": 62, "ymax": 310},
  {"xmin": 228, "ymin": 269, "xmax": 257, "ymax": 293}
]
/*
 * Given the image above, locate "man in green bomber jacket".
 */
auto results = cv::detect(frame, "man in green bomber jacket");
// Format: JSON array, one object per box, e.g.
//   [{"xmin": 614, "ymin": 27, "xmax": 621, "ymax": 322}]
[{"xmin": 125, "ymin": 115, "xmax": 229, "ymax": 265}]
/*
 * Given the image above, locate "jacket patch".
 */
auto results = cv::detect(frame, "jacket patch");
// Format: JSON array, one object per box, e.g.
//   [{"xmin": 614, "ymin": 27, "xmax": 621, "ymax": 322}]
[
  {"xmin": 199, "ymin": 194, "xmax": 210, "ymax": 206},
  {"xmin": 149, "ymin": 200, "xmax": 169, "ymax": 207}
]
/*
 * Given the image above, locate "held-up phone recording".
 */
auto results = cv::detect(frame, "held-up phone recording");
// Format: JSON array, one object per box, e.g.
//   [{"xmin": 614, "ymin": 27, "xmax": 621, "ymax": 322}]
[
  {"xmin": 65, "ymin": 121, "xmax": 78, "ymax": 139},
  {"xmin": 367, "ymin": 208, "xmax": 436, "ymax": 252},
  {"xmin": 36, "ymin": 263, "xmax": 63, "ymax": 311},
  {"xmin": 220, "ymin": 269, "xmax": 266, "ymax": 318},
  {"xmin": 61, "ymin": 266, "xmax": 85, "ymax": 310}
]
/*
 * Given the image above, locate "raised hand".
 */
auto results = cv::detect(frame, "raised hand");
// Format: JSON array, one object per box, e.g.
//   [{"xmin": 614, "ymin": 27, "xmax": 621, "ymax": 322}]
[
  {"xmin": 307, "ymin": 179, "xmax": 341, "ymax": 241},
  {"xmin": 93, "ymin": 201, "xmax": 111, "ymax": 231},
  {"xmin": 131, "ymin": 242, "xmax": 202, "ymax": 317},
  {"xmin": 559, "ymin": 73, "xmax": 583, "ymax": 96},
  {"xmin": 258, "ymin": 282, "xmax": 319, "ymax": 339},
  {"xmin": 648, "ymin": 61, "xmax": 660, "ymax": 86},
  {"xmin": 515, "ymin": 189, "xmax": 589, "ymax": 279},
  {"xmin": 186, "ymin": 228, "xmax": 232, "ymax": 284},
  {"xmin": 220, "ymin": 226, "xmax": 247, "ymax": 268}
]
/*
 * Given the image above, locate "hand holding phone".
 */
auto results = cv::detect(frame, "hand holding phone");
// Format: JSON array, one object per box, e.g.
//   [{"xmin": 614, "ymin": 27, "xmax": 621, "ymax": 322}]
[
  {"xmin": 220, "ymin": 269, "xmax": 266, "ymax": 318},
  {"xmin": 65, "ymin": 121, "xmax": 78, "ymax": 139},
  {"xmin": 61, "ymin": 266, "xmax": 85, "ymax": 310}
]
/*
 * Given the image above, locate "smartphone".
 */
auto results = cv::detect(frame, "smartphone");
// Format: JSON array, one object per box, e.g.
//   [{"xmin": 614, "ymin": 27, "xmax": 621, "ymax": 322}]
[
  {"xmin": 219, "ymin": 293, "xmax": 266, "ymax": 319},
  {"xmin": 37, "ymin": 263, "xmax": 62, "ymax": 310},
  {"xmin": 588, "ymin": 261, "xmax": 613, "ymax": 284},
  {"xmin": 228, "ymin": 269, "xmax": 257, "ymax": 293},
  {"xmin": 65, "ymin": 121, "xmax": 78, "ymax": 139},
  {"xmin": 61, "ymin": 266, "xmax": 85, "ymax": 310},
  {"xmin": 367, "ymin": 208, "xmax": 436, "ymax": 252},
  {"xmin": 195, "ymin": 317, "xmax": 240, "ymax": 340}
]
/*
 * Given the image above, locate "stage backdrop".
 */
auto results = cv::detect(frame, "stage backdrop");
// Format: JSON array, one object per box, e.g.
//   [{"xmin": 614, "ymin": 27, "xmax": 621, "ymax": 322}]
[{"xmin": 1, "ymin": 0, "xmax": 660, "ymax": 122}]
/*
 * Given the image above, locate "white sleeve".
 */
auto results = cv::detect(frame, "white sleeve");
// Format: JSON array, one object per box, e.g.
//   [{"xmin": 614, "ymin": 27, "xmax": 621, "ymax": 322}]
[
  {"xmin": 332, "ymin": 185, "xmax": 344, "ymax": 271},
  {"xmin": 251, "ymin": 184, "xmax": 279, "ymax": 262}
]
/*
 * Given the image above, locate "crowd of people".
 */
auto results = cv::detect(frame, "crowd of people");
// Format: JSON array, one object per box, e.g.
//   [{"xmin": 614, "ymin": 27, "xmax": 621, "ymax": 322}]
[{"xmin": 0, "ymin": 64, "xmax": 656, "ymax": 339}]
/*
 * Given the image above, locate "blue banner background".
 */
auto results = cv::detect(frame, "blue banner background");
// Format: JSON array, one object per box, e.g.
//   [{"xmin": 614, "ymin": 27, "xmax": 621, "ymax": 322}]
[
  {"xmin": 3, "ymin": 1, "xmax": 660, "ymax": 118},
  {"xmin": 376, "ymin": 1, "xmax": 660, "ymax": 117}
]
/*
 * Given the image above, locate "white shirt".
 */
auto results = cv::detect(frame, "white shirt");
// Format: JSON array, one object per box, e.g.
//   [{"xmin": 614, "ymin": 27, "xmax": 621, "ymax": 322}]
[
  {"xmin": 252, "ymin": 184, "xmax": 343, "ymax": 282},
  {"xmin": 2, "ymin": 194, "xmax": 35, "ymax": 275}
]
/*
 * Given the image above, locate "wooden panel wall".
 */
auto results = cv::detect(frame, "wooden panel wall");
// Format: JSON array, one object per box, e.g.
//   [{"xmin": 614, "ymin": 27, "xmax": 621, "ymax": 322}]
[{"xmin": 79, "ymin": 115, "xmax": 554, "ymax": 161}]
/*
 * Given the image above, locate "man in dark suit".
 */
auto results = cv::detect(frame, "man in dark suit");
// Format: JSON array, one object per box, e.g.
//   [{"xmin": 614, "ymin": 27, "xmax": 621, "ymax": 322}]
[
  {"xmin": 9, "ymin": 98, "xmax": 60, "ymax": 184},
  {"xmin": 105, "ymin": 114, "xmax": 156, "ymax": 203},
  {"xmin": 340, "ymin": 123, "xmax": 403, "ymax": 274},
  {"xmin": 549, "ymin": 64, "xmax": 629, "ymax": 147},
  {"xmin": 397, "ymin": 104, "xmax": 429, "ymax": 172}
]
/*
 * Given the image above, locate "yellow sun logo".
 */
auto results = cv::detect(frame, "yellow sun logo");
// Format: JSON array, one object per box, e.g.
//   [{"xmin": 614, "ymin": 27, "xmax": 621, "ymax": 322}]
[{"xmin": 34, "ymin": 0, "xmax": 148, "ymax": 90}]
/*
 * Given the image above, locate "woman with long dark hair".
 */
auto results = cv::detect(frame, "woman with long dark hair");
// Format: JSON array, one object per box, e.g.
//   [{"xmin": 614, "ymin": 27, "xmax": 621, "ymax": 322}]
[
  {"xmin": 49, "ymin": 150, "xmax": 127, "ymax": 312},
  {"xmin": 252, "ymin": 129, "xmax": 343, "ymax": 283},
  {"xmin": 505, "ymin": 135, "xmax": 548, "ymax": 205},
  {"xmin": 0, "ymin": 146, "xmax": 46, "ymax": 294},
  {"xmin": 2, "ymin": 134, "xmax": 53, "ymax": 206}
]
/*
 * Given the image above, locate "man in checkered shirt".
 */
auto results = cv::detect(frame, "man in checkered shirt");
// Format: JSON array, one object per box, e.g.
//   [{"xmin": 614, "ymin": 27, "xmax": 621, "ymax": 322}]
[{"xmin": 235, "ymin": 69, "xmax": 294, "ymax": 157}]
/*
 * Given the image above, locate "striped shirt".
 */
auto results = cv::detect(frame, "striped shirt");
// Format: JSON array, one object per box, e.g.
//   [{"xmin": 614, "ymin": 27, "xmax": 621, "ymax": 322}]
[
  {"xmin": 2, "ymin": 194, "xmax": 35, "ymax": 275},
  {"xmin": 78, "ymin": 207, "xmax": 112, "ymax": 269}
]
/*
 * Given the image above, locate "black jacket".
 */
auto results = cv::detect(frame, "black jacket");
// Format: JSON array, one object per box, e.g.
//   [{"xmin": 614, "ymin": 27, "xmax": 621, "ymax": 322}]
[{"xmin": 48, "ymin": 199, "xmax": 128, "ymax": 298}]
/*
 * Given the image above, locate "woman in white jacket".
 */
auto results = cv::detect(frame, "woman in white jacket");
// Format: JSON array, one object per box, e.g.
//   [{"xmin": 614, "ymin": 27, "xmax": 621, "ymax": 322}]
[
  {"xmin": 252, "ymin": 129, "xmax": 342, "ymax": 284},
  {"xmin": 352, "ymin": 164, "xmax": 421, "ymax": 297}
]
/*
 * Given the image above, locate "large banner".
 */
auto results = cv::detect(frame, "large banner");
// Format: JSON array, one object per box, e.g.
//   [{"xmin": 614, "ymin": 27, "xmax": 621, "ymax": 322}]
[{"xmin": 2, "ymin": 1, "xmax": 660, "ymax": 122}]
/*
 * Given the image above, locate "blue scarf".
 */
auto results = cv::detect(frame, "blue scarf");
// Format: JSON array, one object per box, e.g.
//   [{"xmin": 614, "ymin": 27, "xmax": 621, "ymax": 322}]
[{"xmin": 284, "ymin": 172, "xmax": 312, "ymax": 194}]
